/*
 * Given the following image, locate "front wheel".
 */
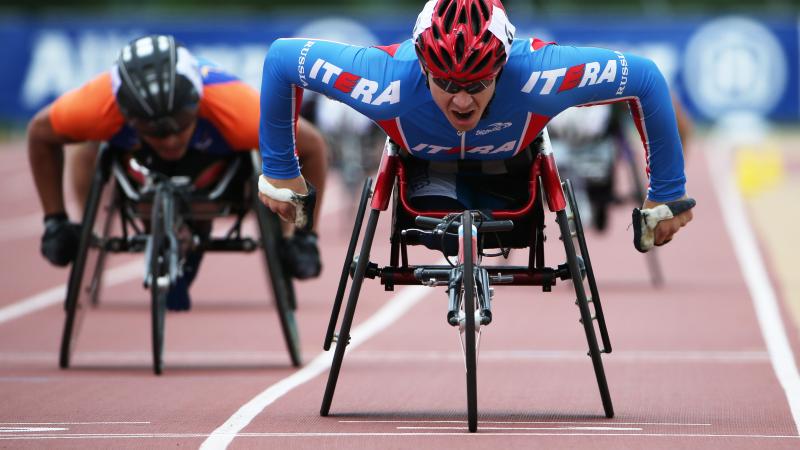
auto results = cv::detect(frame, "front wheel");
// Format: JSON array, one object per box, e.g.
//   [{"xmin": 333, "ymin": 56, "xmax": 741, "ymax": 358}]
[
  {"xmin": 149, "ymin": 189, "xmax": 168, "ymax": 376},
  {"xmin": 460, "ymin": 211, "xmax": 479, "ymax": 432}
]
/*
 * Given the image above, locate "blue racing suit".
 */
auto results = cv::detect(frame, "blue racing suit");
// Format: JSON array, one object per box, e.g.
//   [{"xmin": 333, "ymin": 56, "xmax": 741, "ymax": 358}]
[{"xmin": 259, "ymin": 37, "xmax": 685, "ymax": 202}]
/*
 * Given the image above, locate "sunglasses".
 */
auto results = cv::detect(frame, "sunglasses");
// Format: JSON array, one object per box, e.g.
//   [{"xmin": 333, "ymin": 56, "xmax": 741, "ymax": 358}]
[
  {"xmin": 130, "ymin": 108, "xmax": 197, "ymax": 138},
  {"xmin": 431, "ymin": 76, "xmax": 494, "ymax": 95}
]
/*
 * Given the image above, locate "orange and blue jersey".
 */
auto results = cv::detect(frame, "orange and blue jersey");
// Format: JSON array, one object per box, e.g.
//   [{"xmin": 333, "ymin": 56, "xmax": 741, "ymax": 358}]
[
  {"xmin": 260, "ymin": 37, "xmax": 686, "ymax": 202},
  {"xmin": 49, "ymin": 57, "xmax": 260, "ymax": 155}
]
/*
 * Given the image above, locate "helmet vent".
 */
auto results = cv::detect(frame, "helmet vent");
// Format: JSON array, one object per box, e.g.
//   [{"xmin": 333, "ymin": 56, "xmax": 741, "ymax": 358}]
[
  {"xmin": 442, "ymin": 0, "xmax": 457, "ymax": 31},
  {"xmin": 457, "ymin": 6, "xmax": 467, "ymax": 25},
  {"xmin": 469, "ymin": 2, "xmax": 481, "ymax": 35},
  {"xmin": 428, "ymin": 49, "xmax": 447, "ymax": 72},
  {"xmin": 481, "ymin": 30, "xmax": 492, "ymax": 43},
  {"xmin": 439, "ymin": 46, "xmax": 454, "ymax": 69},
  {"xmin": 474, "ymin": 51, "xmax": 492, "ymax": 72},
  {"xmin": 464, "ymin": 47, "xmax": 480, "ymax": 70},
  {"xmin": 455, "ymin": 33, "xmax": 466, "ymax": 62},
  {"xmin": 478, "ymin": 0, "xmax": 490, "ymax": 20},
  {"xmin": 436, "ymin": 0, "xmax": 450, "ymax": 18}
]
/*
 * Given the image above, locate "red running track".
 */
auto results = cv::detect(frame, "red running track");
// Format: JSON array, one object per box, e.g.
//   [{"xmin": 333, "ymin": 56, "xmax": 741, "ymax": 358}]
[{"xmin": 0, "ymin": 139, "xmax": 799, "ymax": 449}]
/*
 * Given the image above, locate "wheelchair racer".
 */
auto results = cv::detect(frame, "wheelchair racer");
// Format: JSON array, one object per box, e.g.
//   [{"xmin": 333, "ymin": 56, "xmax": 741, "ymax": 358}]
[
  {"xmin": 27, "ymin": 34, "xmax": 329, "ymax": 311},
  {"xmin": 258, "ymin": 0, "xmax": 693, "ymax": 249}
]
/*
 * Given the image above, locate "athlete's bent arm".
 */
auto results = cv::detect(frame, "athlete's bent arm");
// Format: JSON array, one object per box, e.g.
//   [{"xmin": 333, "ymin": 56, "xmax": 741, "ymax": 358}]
[
  {"xmin": 258, "ymin": 38, "xmax": 403, "ymax": 220},
  {"xmin": 27, "ymin": 105, "xmax": 76, "ymax": 217},
  {"xmin": 522, "ymin": 45, "xmax": 692, "ymax": 245},
  {"xmin": 259, "ymin": 117, "xmax": 328, "ymax": 225}
]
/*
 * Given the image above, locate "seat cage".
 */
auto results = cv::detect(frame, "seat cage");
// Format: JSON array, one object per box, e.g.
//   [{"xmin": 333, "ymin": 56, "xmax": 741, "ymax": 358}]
[{"xmin": 370, "ymin": 137, "xmax": 568, "ymax": 216}]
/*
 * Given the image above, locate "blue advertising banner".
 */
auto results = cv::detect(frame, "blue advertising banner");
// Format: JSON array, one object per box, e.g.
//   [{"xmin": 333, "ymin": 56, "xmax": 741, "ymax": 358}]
[{"xmin": 1, "ymin": 13, "xmax": 797, "ymax": 123}]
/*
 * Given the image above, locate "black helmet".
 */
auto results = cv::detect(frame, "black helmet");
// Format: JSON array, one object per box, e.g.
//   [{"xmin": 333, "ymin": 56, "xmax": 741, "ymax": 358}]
[{"xmin": 114, "ymin": 35, "xmax": 202, "ymax": 137}]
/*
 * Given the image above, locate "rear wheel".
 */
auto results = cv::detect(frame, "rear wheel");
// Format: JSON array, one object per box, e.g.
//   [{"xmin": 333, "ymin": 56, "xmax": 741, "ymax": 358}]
[
  {"xmin": 59, "ymin": 151, "xmax": 113, "ymax": 369},
  {"xmin": 253, "ymin": 176, "xmax": 301, "ymax": 367},
  {"xmin": 557, "ymin": 185, "xmax": 613, "ymax": 418},
  {"xmin": 460, "ymin": 211, "xmax": 479, "ymax": 432},
  {"xmin": 88, "ymin": 186, "xmax": 119, "ymax": 306}
]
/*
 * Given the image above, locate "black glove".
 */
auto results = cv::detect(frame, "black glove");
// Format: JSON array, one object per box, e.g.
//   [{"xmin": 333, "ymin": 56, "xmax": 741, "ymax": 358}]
[
  {"xmin": 40, "ymin": 213, "xmax": 82, "ymax": 267},
  {"xmin": 295, "ymin": 180, "xmax": 317, "ymax": 233}
]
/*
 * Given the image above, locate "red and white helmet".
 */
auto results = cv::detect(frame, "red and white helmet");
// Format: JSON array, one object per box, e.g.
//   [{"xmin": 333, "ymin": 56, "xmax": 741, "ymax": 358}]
[{"xmin": 413, "ymin": 0, "xmax": 516, "ymax": 82}]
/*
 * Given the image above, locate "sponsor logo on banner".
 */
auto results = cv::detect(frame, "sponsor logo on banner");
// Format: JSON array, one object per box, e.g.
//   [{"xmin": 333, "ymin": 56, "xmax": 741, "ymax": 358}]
[
  {"xmin": 683, "ymin": 16, "xmax": 788, "ymax": 119},
  {"xmin": 20, "ymin": 30, "xmax": 268, "ymax": 109}
]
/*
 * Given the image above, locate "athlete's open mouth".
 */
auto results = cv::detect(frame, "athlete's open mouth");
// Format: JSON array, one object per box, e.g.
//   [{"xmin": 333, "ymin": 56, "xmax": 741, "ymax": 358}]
[{"xmin": 452, "ymin": 110, "xmax": 475, "ymax": 121}]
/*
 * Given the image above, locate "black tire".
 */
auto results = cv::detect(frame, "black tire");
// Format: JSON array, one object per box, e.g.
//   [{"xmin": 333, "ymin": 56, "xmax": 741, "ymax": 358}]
[
  {"xmin": 461, "ymin": 212, "xmax": 479, "ymax": 432},
  {"xmin": 88, "ymin": 185, "xmax": 118, "ymax": 307},
  {"xmin": 59, "ymin": 154, "xmax": 110, "ymax": 369},
  {"xmin": 564, "ymin": 180, "xmax": 611, "ymax": 354},
  {"xmin": 623, "ymin": 148, "xmax": 664, "ymax": 286},
  {"xmin": 324, "ymin": 177, "xmax": 372, "ymax": 351},
  {"xmin": 556, "ymin": 207, "xmax": 614, "ymax": 418},
  {"xmin": 253, "ymin": 178, "xmax": 301, "ymax": 367},
  {"xmin": 149, "ymin": 188, "xmax": 168, "ymax": 376}
]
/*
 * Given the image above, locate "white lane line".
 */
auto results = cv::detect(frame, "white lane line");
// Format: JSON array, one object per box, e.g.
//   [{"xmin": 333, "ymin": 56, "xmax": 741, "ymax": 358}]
[
  {"xmin": 0, "ymin": 428, "xmax": 67, "ymax": 433},
  {"xmin": 200, "ymin": 283, "xmax": 437, "ymax": 450},
  {"xmin": 0, "ymin": 351, "xmax": 296, "ymax": 365},
  {"xmin": 0, "ymin": 260, "xmax": 142, "ymax": 326},
  {"xmin": 340, "ymin": 420, "xmax": 712, "ymax": 426},
  {"xmin": 0, "ymin": 349, "xmax": 769, "ymax": 364},
  {"xmin": 0, "ymin": 422, "xmax": 150, "ymax": 425},
  {"xmin": 710, "ymin": 145, "xmax": 800, "ymax": 434},
  {"xmin": 397, "ymin": 426, "xmax": 643, "ymax": 431},
  {"xmin": 348, "ymin": 349, "xmax": 770, "ymax": 363},
  {"xmin": 2, "ymin": 432, "xmax": 800, "ymax": 440}
]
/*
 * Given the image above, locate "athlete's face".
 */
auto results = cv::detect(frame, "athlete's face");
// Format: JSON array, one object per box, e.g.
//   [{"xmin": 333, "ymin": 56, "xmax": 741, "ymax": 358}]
[
  {"xmin": 135, "ymin": 119, "xmax": 197, "ymax": 161},
  {"xmin": 428, "ymin": 74, "xmax": 496, "ymax": 132}
]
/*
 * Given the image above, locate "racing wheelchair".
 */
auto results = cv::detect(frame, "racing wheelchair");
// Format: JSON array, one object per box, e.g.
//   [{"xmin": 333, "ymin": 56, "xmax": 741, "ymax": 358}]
[
  {"xmin": 320, "ymin": 132, "xmax": 614, "ymax": 432},
  {"xmin": 59, "ymin": 144, "xmax": 301, "ymax": 375}
]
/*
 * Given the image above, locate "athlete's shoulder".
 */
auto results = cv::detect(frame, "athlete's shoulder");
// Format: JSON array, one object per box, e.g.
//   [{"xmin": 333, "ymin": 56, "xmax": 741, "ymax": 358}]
[
  {"xmin": 195, "ymin": 57, "xmax": 241, "ymax": 86},
  {"xmin": 50, "ymin": 71, "xmax": 125, "ymax": 141},
  {"xmin": 373, "ymin": 39, "xmax": 417, "ymax": 60}
]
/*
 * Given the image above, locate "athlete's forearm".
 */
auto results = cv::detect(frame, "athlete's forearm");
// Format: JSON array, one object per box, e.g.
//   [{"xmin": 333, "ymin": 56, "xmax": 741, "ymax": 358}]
[
  {"xmin": 295, "ymin": 117, "xmax": 328, "ymax": 229},
  {"xmin": 623, "ymin": 54, "xmax": 686, "ymax": 202},
  {"xmin": 259, "ymin": 38, "xmax": 310, "ymax": 179},
  {"xmin": 27, "ymin": 106, "xmax": 70, "ymax": 217}
]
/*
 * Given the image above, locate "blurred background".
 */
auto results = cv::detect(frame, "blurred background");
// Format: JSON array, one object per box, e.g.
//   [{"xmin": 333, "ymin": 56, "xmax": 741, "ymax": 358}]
[{"xmin": 0, "ymin": 0, "xmax": 797, "ymax": 130}]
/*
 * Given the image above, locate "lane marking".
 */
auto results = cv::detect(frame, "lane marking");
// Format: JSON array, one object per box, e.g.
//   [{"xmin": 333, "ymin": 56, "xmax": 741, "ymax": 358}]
[
  {"xmin": 710, "ymin": 145, "xmax": 800, "ymax": 434},
  {"xmin": 0, "ymin": 351, "xmax": 298, "ymax": 365},
  {"xmin": 200, "ymin": 283, "xmax": 438, "ymax": 450},
  {"xmin": 347, "ymin": 349, "xmax": 770, "ymax": 363},
  {"xmin": 0, "ymin": 422, "xmax": 150, "ymax": 425},
  {"xmin": 2, "ymin": 432, "xmax": 800, "ymax": 440},
  {"xmin": 340, "ymin": 420, "xmax": 712, "ymax": 426},
  {"xmin": 0, "ymin": 428, "xmax": 67, "ymax": 433},
  {"xmin": 0, "ymin": 260, "xmax": 142, "ymax": 326},
  {"xmin": 397, "ymin": 426, "xmax": 644, "ymax": 431},
  {"xmin": 0, "ymin": 349, "xmax": 769, "ymax": 364}
]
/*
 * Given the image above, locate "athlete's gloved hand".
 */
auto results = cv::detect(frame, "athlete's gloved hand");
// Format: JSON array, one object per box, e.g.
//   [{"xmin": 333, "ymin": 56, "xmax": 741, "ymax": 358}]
[
  {"xmin": 258, "ymin": 175, "xmax": 317, "ymax": 232},
  {"xmin": 632, "ymin": 197, "xmax": 695, "ymax": 253},
  {"xmin": 40, "ymin": 213, "xmax": 82, "ymax": 266}
]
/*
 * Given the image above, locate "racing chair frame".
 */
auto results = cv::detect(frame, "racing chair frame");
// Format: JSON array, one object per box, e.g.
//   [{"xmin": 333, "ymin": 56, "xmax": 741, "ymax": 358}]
[
  {"xmin": 320, "ymin": 136, "xmax": 614, "ymax": 431},
  {"xmin": 59, "ymin": 144, "xmax": 301, "ymax": 375}
]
